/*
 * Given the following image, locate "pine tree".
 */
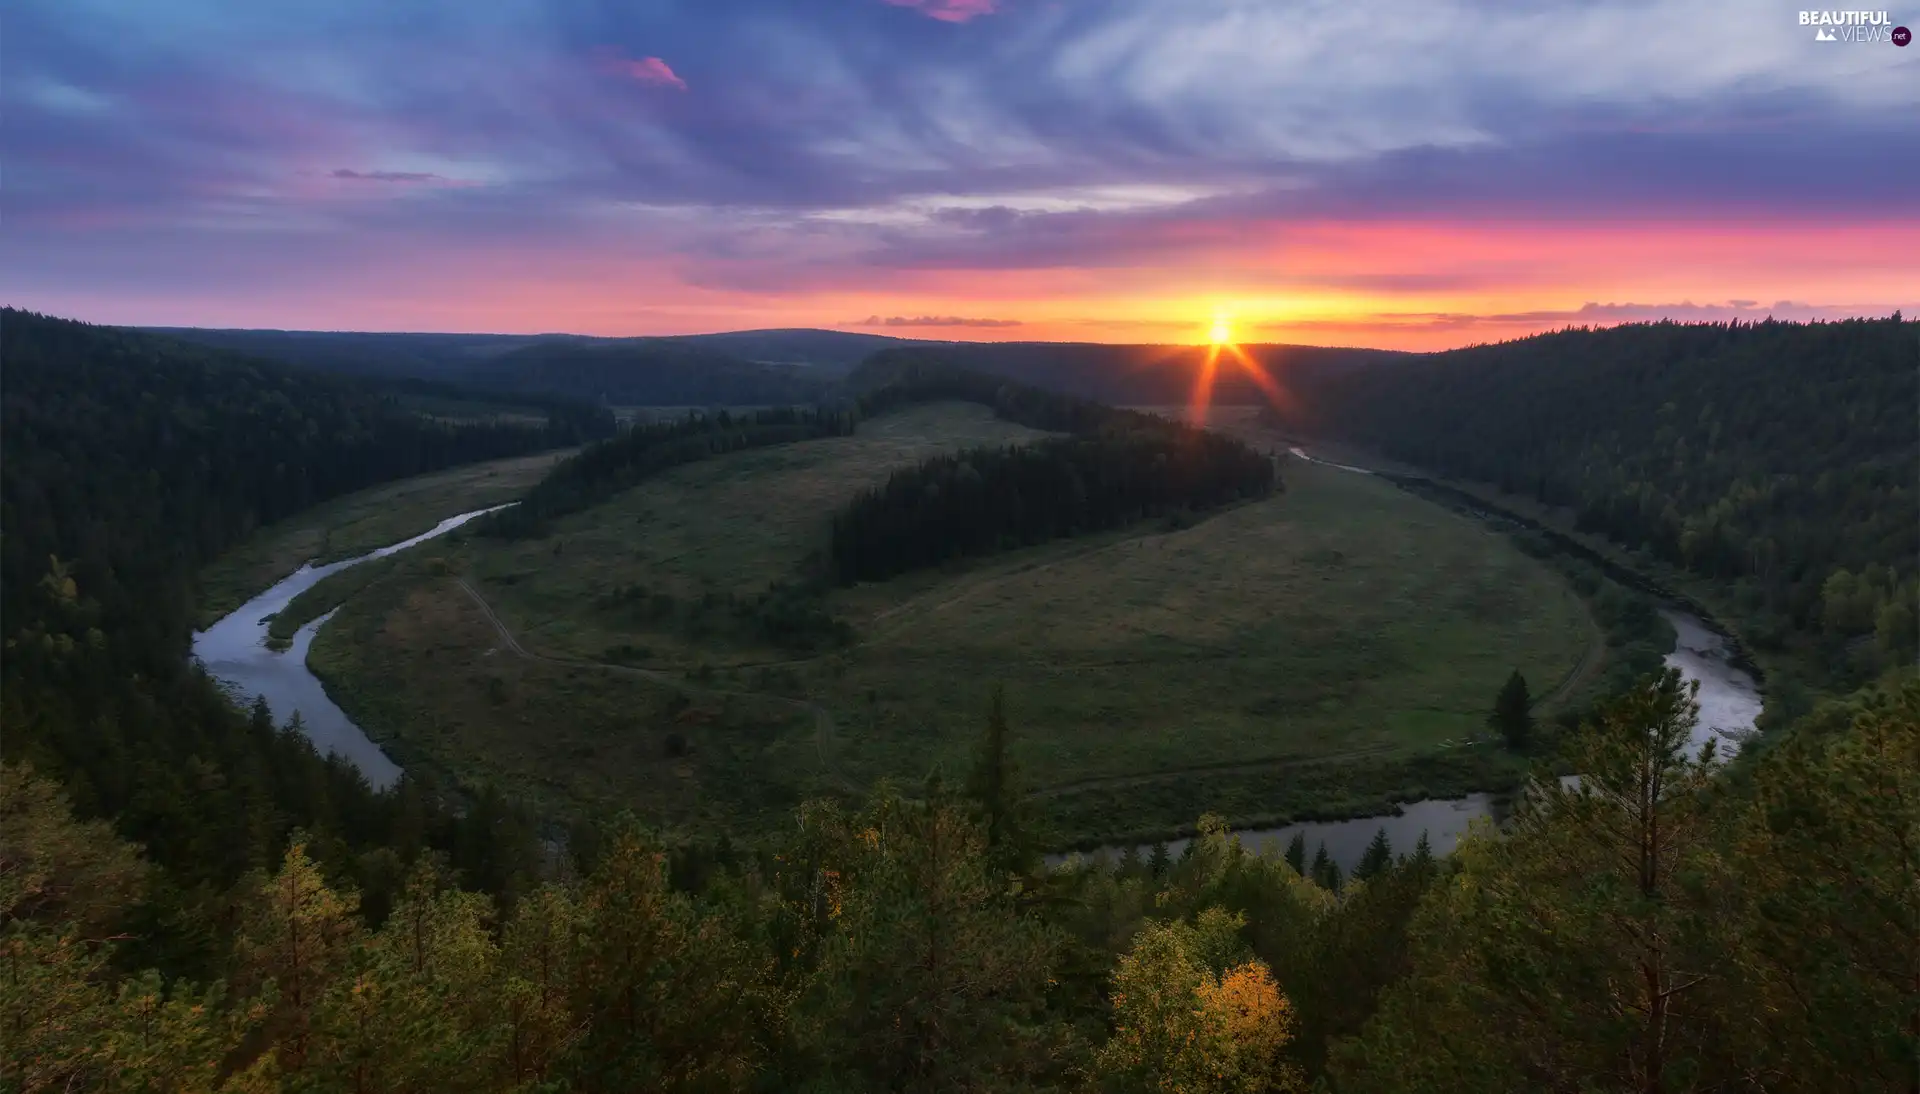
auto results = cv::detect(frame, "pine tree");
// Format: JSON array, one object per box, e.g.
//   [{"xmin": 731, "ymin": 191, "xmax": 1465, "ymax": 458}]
[
  {"xmin": 1284, "ymin": 832, "xmax": 1308, "ymax": 877},
  {"xmin": 964, "ymin": 683, "xmax": 1029, "ymax": 867},
  {"xmin": 1490, "ymin": 670, "xmax": 1534, "ymax": 750},
  {"xmin": 1355, "ymin": 828, "xmax": 1394, "ymax": 882},
  {"xmin": 1409, "ymin": 831, "xmax": 1434, "ymax": 869},
  {"xmin": 1309, "ymin": 843, "xmax": 1340, "ymax": 892},
  {"xmin": 1148, "ymin": 841, "xmax": 1172, "ymax": 879}
]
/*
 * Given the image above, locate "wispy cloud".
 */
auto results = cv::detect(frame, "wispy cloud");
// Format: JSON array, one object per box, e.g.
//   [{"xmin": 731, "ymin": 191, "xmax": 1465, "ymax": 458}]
[
  {"xmin": 882, "ymin": 0, "xmax": 998, "ymax": 24},
  {"xmin": 332, "ymin": 168, "xmax": 444, "ymax": 183},
  {"xmin": 1263, "ymin": 300, "xmax": 1915, "ymax": 334},
  {"xmin": 3, "ymin": 0, "xmax": 1917, "ymax": 346},
  {"xmin": 853, "ymin": 314, "xmax": 1024, "ymax": 328},
  {"xmin": 599, "ymin": 52, "xmax": 687, "ymax": 90}
]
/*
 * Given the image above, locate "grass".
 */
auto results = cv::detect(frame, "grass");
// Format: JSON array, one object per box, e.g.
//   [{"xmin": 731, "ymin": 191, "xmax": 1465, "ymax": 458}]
[
  {"xmin": 308, "ymin": 563, "xmax": 821, "ymax": 831},
  {"xmin": 302, "ymin": 400, "xmax": 1597, "ymax": 843},
  {"xmin": 197, "ymin": 449, "xmax": 572, "ymax": 626}
]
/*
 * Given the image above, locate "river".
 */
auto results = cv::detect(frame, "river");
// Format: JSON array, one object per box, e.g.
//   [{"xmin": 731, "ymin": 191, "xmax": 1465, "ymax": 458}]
[
  {"xmin": 1054, "ymin": 450, "xmax": 1765, "ymax": 873},
  {"xmin": 197, "ymin": 481, "xmax": 1761, "ymax": 867},
  {"xmin": 192, "ymin": 505, "xmax": 510, "ymax": 790}
]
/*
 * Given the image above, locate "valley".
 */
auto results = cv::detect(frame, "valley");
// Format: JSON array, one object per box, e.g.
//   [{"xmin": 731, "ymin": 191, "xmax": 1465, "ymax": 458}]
[{"xmin": 217, "ymin": 400, "xmax": 1598, "ymax": 843}]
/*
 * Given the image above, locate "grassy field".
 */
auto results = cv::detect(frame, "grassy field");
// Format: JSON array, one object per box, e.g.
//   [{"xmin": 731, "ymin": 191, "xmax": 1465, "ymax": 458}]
[
  {"xmin": 197, "ymin": 449, "xmax": 572, "ymax": 626},
  {"xmin": 304, "ymin": 400, "xmax": 1596, "ymax": 843}
]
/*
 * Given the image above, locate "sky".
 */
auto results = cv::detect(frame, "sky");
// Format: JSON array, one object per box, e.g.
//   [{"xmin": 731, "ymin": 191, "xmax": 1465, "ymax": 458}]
[{"xmin": 5, "ymin": 0, "xmax": 1918, "ymax": 350}]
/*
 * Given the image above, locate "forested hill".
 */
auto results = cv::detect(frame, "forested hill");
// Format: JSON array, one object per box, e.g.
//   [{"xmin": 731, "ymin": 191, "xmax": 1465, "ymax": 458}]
[
  {"xmin": 0, "ymin": 309, "xmax": 588, "ymax": 946},
  {"xmin": 465, "ymin": 339, "xmax": 832, "ymax": 406},
  {"xmin": 1267, "ymin": 316, "xmax": 1918, "ymax": 688},
  {"xmin": 874, "ymin": 340, "xmax": 1403, "ymax": 406},
  {"xmin": 155, "ymin": 324, "xmax": 1400, "ymax": 407}
]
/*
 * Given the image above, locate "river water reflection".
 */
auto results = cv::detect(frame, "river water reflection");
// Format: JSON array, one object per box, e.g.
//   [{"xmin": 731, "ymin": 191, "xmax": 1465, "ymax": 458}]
[
  {"xmin": 1049, "ymin": 611, "xmax": 1763, "ymax": 873},
  {"xmin": 192, "ymin": 505, "xmax": 510, "ymax": 790}
]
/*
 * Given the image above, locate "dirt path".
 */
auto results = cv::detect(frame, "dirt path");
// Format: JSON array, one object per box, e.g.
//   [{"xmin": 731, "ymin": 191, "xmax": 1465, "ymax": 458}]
[
  {"xmin": 456, "ymin": 578, "xmax": 842, "ymax": 778},
  {"xmin": 1541, "ymin": 618, "xmax": 1607, "ymax": 710}
]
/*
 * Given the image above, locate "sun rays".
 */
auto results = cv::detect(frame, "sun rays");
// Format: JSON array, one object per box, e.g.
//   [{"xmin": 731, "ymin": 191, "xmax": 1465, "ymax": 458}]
[{"xmin": 1184, "ymin": 323, "xmax": 1297, "ymax": 427}]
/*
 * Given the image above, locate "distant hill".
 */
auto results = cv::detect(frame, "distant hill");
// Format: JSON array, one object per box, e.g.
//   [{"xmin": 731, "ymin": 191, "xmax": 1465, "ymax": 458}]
[
  {"xmin": 1267, "ymin": 316, "xmax": 1919, "ymax": 691},
  {"xmin": 465, "ymin": 340, "xmax": 833, "ymax": 407},
  {"xmin": 140, "ymin": 328, "xmax": 562, "ymax": 382},
  {"xmin": 660, "ymin": 328, "xmax": 922, "ymax": 372},
  {"xmin": 142, "ymin": 325, "xmax": 1397, "ymax": 407},
  {"xmin": 917, "ymin": 341, "xmax": 1403, "ymax": 405},
  {"xmin": 148, "ymin": 327, "xmax": 920, "ymax": 382}
]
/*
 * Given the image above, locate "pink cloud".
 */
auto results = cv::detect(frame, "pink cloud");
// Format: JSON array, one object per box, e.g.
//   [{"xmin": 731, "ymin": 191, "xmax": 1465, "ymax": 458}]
[
  {"xmin": 597, "ymin": 52, "xmax": 687, "ymax": 90},
  {"xmin": 883, "ymin": 0, "xmax": 998, "ymax": 24}
]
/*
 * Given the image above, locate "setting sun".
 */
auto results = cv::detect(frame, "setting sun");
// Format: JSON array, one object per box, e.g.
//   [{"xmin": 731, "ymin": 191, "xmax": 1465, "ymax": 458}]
[{"xmin": 1209, "ymin": 318, "xmax": 1233, "ymax": 345}]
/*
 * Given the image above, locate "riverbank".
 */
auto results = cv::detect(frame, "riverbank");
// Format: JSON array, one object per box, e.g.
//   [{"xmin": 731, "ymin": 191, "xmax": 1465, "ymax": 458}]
[{"xmin": 191, "ymin": 505, "xmax": 512, "ymax": 790}]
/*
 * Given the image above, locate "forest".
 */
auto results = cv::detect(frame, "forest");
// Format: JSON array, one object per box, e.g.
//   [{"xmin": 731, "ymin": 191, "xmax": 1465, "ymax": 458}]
[
  {"xmin": 481, "ymin": 407, "xmax": 854, "ymax": 538},
  {"xmin": 1268, "ymin": 316, "xmax": 1918, "ymax": 691},
  {"xmin": 828, "ymin": 427, "xmax": 1275, "ymax": 581},
  {"xmin": 3, "ymin": 311, "xmax": 1915, "ymax": 1091},
  {"xmin": 8, "ymin": 670, "xmax": 1912, "ymax": 1092},
  {"xmin": 0, "ymin": 311, "xmax": 593, "ymax": 975}
]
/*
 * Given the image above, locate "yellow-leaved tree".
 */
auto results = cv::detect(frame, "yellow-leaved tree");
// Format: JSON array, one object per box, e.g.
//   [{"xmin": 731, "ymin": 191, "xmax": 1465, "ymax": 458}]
[{"xmin": 1093, "ymin": 907, "xmax": 1302, "ymax": 1094}]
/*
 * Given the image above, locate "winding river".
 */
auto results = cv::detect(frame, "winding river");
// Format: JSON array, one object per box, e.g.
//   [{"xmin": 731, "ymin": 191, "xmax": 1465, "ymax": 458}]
[
  {"xmin": 1056, "ymin": 451, "xmax": 1765, "ymax": 872},
  {"xmin": 192, "ymin": 505, "xmax": 510, "ymax": 790},
  {"xmin": 196, "ymin": 474, "xmax": 1762, "ymax": 871}
]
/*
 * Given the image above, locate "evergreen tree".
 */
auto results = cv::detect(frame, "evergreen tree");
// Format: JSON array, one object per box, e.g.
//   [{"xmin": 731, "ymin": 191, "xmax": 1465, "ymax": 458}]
[
  {"xmin": 1148, "ymin": 841, "xmax": 1172, "ymax": 879},
  {"xmin": 1354, "ymin": 828, "xmax": 1394, "ymax": 882},
  {"xmin": 1409, "ymin": 831, "xmax": 1434, "ymax": 869},
  {"xmin": 1309, "ymin": 843, "xmax": 1341, "ymax": 892},
  {"xmin": 1284, "ymin": 832, "xmax": 1308, "ymax": 877},
  {"xmin": 1490, "ymin": 669, "xmax": 1534, "ymax": 750}
]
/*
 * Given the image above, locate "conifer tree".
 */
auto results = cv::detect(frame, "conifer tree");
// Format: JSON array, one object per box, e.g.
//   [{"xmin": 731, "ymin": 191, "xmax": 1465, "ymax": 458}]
[
  {"xmin": 1490, "ymin": 669, "xmax": 1534, "ymax": 750},
  {"xmin": 1284, "ymin": 832, "xmax": 1308, "ymax": 877},
  {"xmin": 1355, "ymin": 828, "xmax": 1394, "ymax": 882}
]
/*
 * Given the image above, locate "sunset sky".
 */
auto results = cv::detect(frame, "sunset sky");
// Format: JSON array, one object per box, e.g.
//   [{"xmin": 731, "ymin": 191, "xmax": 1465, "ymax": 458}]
[{"xmin": 6, "ymin": 0, "xmax": 1917, "ymax": 350}]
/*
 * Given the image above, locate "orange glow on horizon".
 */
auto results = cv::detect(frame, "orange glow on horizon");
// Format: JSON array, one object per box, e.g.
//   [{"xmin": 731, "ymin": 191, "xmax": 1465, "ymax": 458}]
[{"xmin": 24, "ymin": 217, "xmax": 1916, "ymax": 354}]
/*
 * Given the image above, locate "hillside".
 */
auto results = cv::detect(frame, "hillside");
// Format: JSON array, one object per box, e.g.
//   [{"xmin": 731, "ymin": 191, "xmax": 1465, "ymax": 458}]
[
  {"xmin": 1268, "ymin": 316, "xmax": 1919, "ymax": 695},
  {"xmin": 0, "ymin": 309, "xmax": 579, "ymax": 936},
  {"xmin": 151, "ymin": 324, "xmax": 1401, "ymax": 407},
  {"xmin": 465, "ymin": 339, "xmax": 832, "ymax": 407}
]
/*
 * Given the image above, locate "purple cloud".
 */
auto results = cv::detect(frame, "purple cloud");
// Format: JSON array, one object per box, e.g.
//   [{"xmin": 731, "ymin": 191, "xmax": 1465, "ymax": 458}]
[
  {"xmin": 598, "ymin": 52, "xmax": 687, "ymax": 90},
  {"xmin": 883, "ymin": 0, "xmax": 998, "ymax": 23},
  {"xmin": 332, "ymin": 169, "xmax": 444, "ymax": 183}
]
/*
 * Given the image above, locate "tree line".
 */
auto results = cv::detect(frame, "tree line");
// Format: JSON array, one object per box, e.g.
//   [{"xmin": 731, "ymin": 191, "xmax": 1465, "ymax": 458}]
[
  {"xmin": 480, "ymin": 407, "xmax": 854, "ymax": 538},
  {"xmin": 1266, "ymin": 316, "xmax": 1918, "ymax": 691},
  {"xmin": 7, "ymin": 668, "xmax": 1911, "ymax": 1091},
  {"xmin": 828, "ymin": 429, "xmax": 1275, "ymax": 582},
  {"xmin": 826, "ymin": 350, "xmax": 1280, "ymax": 581},
  {"xmin": 0, "ymin": 310, "xmax": 589, "ymax": 978}
]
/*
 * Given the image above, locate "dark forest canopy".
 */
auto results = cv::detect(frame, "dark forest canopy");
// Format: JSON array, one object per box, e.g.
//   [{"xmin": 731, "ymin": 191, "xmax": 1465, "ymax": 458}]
[
  {"xmin": 0, "ymin": 309, "xmax": 583, "ymax": 955},
  {"xmin": 9, "ymin": 669, "xmax": 1913, "ymax": 1091},
  {"xmin": 1267, "ymin": 316, "xmax": 1919, "ymax": 689},
  {"xmin": 829, "ymin": 350, "xmax": 1280, "ymax": 580},
  {"xmin": 482, "ymin": 406, "xmax": 853, "ymax": 538},
  {"xmin": 151, "ymin": 323, "xmax": 1400, "ymax": 407},
  {"xmin": 915, "ymin": 339, "xmax": 1405, "ymax": 406},
  {"xmin": 830, "ymin": 430, "xmax": 1276, "ymax": 582},
  {"xmin": 469, "ymin": 338, "xmax": 832, "ymax": 407}
]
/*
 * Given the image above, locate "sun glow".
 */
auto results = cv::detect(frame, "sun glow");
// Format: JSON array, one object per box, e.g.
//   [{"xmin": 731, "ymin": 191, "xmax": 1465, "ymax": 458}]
[{"xmin": 1208, "ymin": 318, "xmax": 1233, "ymax": 345}]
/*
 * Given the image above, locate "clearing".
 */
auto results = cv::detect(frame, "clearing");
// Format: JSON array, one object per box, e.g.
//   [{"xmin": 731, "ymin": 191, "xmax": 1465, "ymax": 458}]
[{"xmin": 303, "ymin": 401, "xmax": 1595, "ymax": 842}]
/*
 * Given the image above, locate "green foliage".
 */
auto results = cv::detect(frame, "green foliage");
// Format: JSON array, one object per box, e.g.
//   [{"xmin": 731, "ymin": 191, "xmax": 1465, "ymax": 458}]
[
  {"xmin": 0, "ymin": 310, "xmax": 575, "ymax": 920},
  {"xmin": 485, "ymin": 406, "xmax": 851, "ymax": 538},
  {"xmin": 1489, "ymin": 669, "xmax": 1533, "ymax": 750},
  {"xmin": 1276, "ymin": 316, "xmax": 1919, "ymax": 686},
  {"xmin": 1092, "ymin": 908, "xmax": 1304, "ymax": 1094},
  {"xmin": 1328, "ymin": 670, "xmax": 1920, "ymax": 1092},
  {"xmin": 828, "ymin": 426, "xmax": 1275, "ymax": 581}
]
